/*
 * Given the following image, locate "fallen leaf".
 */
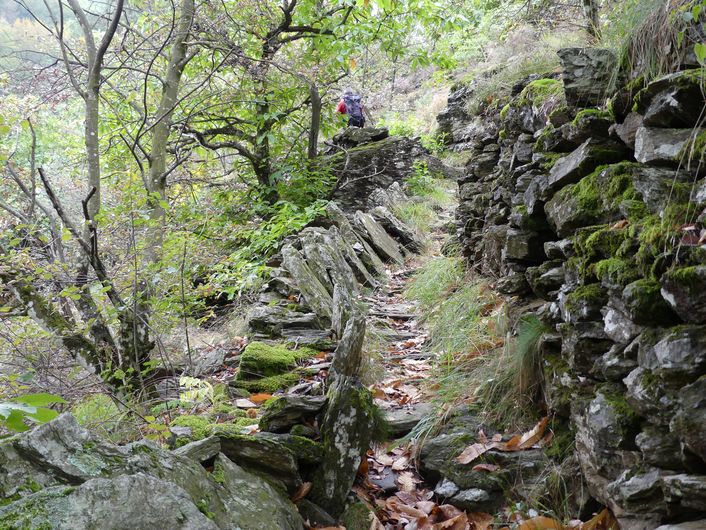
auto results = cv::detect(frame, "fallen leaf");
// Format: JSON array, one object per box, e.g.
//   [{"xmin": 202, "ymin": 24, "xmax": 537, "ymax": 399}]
[
  {"xmin": 248, "ymin": 393, "xmax": 273, "ymax": 404},
  {"xmin": 392, "ymin": 455, "xmax": 411, "ymax": 471},
  {"xmin": 611, "ymin": 219, "xmax": 629, "ymax": 230},
  {"xmin": 455, "ymin": 442, "xmax": 496, "ymax": 464},
  {"xmin": 518, "ymin": 516, "xmax": 565, "ymax": 530},
  {"xmin": 415, "ymin": 501, "xmax": 436, "ymax": 514},
  {"xmin": 246, "ymin": 408, "xmax": 258, "ymax": 418},
  {"xmin": 580, "ymin": 508, "xmax": 619, "ymax": 530},
  {"xmin": 516, "ymin": 417, "xmax": 549, "ymax": 449},
  {"xmin": 290, "ymin": 482, "xmax": 312, "ymax": 502},
  {"xmin": 472, "ymin": 463, "xmax": 499, "ymax": 472},
  {"xmin": 467, "ymin": 512, "xmax": 494, "ymax": 530},
  {"xmin": 396, "ymin": 471, "xmax": 419, "ymax": 492}
]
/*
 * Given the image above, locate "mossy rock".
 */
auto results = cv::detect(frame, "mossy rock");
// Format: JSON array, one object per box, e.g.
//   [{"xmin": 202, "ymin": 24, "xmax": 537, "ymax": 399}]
[
  {"xmin": 545, "ymin": 162, "xmax": 647, "ymax": 238},
  {"xmin": 623, "ymin": 278, "xmax": 679, "ymax": 326},
  {"xmin": 237, "ymin": 342, "xmax": 317, "ymax": 379},
  {"xmin": 170, "ymin": 415, "xmax": 257, "ymax": 447},
  {"xmin": 562, "ymin": 284, "xmax": 608, "ymax": 323},
  {"xmin": 234, "ymin": 342, "xmax": 317, "ymax": 392},
  {"xmin": 518, "ymin": 78, "xmax": 564, "ymax": 107},
  {"xmin": 236, "ymin": 372, "xmax": 301, "ymax": 393},
  {"xmin": 340, "ymin": 501, "xmax": 377, "ymax": 530}
]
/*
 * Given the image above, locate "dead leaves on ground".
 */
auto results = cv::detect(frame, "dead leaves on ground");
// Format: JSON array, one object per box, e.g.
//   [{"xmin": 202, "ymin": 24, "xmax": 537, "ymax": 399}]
[
  {"xmin": 506, "ymin": 509, "xmax": 619, "ymax": 530},
  {"xmin": 456, "ymin": 418, "xmax": 551, "ymax": 465},
  {"xmin": 383, "ymin": 495, "xmax": 493, "ymax": 530}
]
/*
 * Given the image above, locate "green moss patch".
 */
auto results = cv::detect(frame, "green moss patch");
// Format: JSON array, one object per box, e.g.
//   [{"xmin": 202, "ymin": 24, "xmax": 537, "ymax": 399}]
[
  {"xmin": 170, "ymin": 415, "xmax": 258, "ymax": 446},
  {"xmin": 237, "ymin": 342, "xmax": 316, "ymax": 379},
  {"xmin": 518, "ymin": 78, "xmax": 564, "ymax": 107},
  {"xmin": 571, "ymin": 108, "xmax": 613, "ymax": 126}
]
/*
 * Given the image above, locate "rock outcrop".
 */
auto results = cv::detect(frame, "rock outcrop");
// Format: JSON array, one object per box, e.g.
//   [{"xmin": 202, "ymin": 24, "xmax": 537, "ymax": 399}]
[
  {"xmin": 0, "ymin": 414, "xmax": 304, "ymax": 530},
  {"xmin": 442, "ymin": 48, "xmax": 706, "ymax": 527}
]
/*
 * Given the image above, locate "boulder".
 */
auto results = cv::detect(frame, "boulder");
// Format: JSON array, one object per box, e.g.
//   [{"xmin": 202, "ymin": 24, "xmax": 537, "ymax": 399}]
[
  {"xmin": 217, "ymin": 432, "xmax": 322, "ymax": 492},
  {"xmin": 354, "ymin": 211, "xmax": 405, "ymax": 264},
  {"xmin": 560, "ymin": 322, "xmax": 613, "ymax": 375},
  {"xmin": 248, "ymin": 305, "xmax": 321, "ymax": 336},
  {"xmin": 603, "ymin": 304, "xmax": 643, "ymax": 345},
  {"xmin": 437, "ymin": 85, "xmax": 473, "ymax": 143},
  {"xmin": 525, "ymin": 261, "xmax": 565, "ymax": 299},
  {"xmin": 311, "ymin": 316, "xmax": 373, "ymax": 517},
  {"xmin": 370, "ymin": 205, "xmax": 424, "ymax": 253},
  {"xmin": 572, "ymin": 389, "xmax": 641, "ymax": 511},
  {"xmin": 384, "ymin": 402, "xmax": 433, "ymax": 437},
  {"xmin": 503, "ymin": 228, "xmax": 546, "ymax": 263},
  {"xmin": 624, "ymin": 367, "xmax": 679, "ymax": 421},
  {"xmin": 328, "ymin": 225, "xmax": 378, "ymax": 288},
  {"xmin": 545, "ymin": 138, "xmax": 627, "ymax": 199},
  {"xmin": 259, "ymin": 395, "xmax": 327, "ymax": 433},
  {"xmin": 612, "ymin": 113, "xmax": 644, "ymax": 149},
  {"xmin": 561, "ymin": 111, "xmax": 613, "ymax": 145},
  {"xmin": 325, "ymin": 203, "xmax": 385, "ymax": 278},
  {"xmin": 609, "ymin": 468, "xmax": 668, "ymax": 515},
  {"xmin": 329, "ymin": 137, "xmax": 452, "ymax": 212},
  {"xmin": 559, "ymin": 284, "xmax": 608, "ymax": 324},
  {"xmin": 637, "ymin": 325, "xmax": 706, "ymax": 382},
  {"xmin": 634, "ymin": 127, "xmax": 692, "ymax": 166},
  {"xmin": 661, "ymin": 266, "xmax": 706, "ymax": 324},
  {"xmin": 662, "ymin": 474, "xmax": 706, "ymax": 513},
  {"xmin": 622, "ymin": 279, "xmax": 680, "ymax": 327},
  {"xmin": 331, "ymin": 127, "xmax": 389, "ymax": 148},
  {"xmin": 593, "ymin": 342, "xmax": 639, "ymax": 382},
  {"xmin": 636, "ymin": 70, "xmax": 706, "ymax": 129},
  {"xmin": 0, "ymin": 414, "xmax": 304, "ymax": 530},
  {"xmin": 299, "ymin": 227, "xmax": 360, "ymax": 297},
  {"xmin": 670, "ymin": 376, "xmax": 706, "ymax": 464},
  {"xmin": 281, "ymin": 244, "xmax": 334, "ymax": 320},
  {"xmin": 635, "ymin": 426, "xmax": 683, "ymax": 471},
  {"xmin": 557, "ymin": 48, "xmax": 618, "ymax": 106}
]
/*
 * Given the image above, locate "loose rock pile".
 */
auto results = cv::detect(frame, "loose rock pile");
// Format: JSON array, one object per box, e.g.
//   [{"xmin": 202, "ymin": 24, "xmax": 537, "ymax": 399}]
[{"xmin": 441, "ymin": 47, "xmax": 706, "ymax": 528}]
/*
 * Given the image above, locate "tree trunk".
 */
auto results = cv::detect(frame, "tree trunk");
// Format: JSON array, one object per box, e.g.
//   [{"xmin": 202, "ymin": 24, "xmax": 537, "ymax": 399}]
[
  {"xmin": 308, "ymin": 83, "xmax": 321, "ymax": 160},
  {"xmin": 583, "ymin": 0, "xmax": 600, "ymax": 40}
]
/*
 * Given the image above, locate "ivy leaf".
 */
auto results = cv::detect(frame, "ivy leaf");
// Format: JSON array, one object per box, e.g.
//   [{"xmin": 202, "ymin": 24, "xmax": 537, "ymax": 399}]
[
  {"xmin": 5, "ymin": 409, "xmax": 30, "ymax": 432},
  {"xmin": 27, "ymin": 408, "xmax": 59, "ymax": 423},
  {"xmin": 695, "ymin": 42, "xmax": 706, "ymax": 65},
  {"xmin": 15, "ymin": 393, "xmax": 67, "ymax": 407}
]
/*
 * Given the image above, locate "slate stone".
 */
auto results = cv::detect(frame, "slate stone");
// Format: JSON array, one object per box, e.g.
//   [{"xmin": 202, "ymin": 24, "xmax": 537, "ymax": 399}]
[
  {"xmin": 558, "ymin": 47, "xmax": 618, "ymax": 106},
  {"xmin": 354, "ymin": 211, "xmax": 405, "ymax": 264},
  {"xmin": 661, "ymin": 266, "xmax": 706, "ymax": 324},
  {"xmin": 259, "ymin": 395, "xmax": 326, "ymax": 434},
  {"xmin": 670, "ymin": 377, "xmax": 706, "ymax": 464},
  {"xmin": 634, "ymin": 127, "xmax": 692, "ymax": 166},
  {"xmin": 281, "ymin": 244, "xmax": 334, "ymax": 321},
  {"xmin": 504, "ymin": 228, "xmax": 546, "ymax": 263},
  {"xmin": 545, "ymin": 138, "xmax": 626, "ymax": 198},
  {"xmin": 0, "ymin": 414, "xmax": 304, "ymax": 530},
  {"xmin": 612, "ymin": 112, "xmax": 644, "ymax": 149}
]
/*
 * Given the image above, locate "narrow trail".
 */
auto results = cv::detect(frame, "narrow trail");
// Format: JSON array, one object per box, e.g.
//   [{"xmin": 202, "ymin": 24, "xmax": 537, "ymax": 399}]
[{"xmin": 348, "ymin": 194, "xmax": 481, "ymax": 528}]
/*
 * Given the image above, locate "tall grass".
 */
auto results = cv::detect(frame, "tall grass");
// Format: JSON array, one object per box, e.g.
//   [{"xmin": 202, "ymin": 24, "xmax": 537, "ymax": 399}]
[
  {"xmin": 406, "ymin": 257, "xmax": 549, "ymax": 430},
  {"xmin": 602, "ymin": 0, "xmax": 694, "ymax": 83}
]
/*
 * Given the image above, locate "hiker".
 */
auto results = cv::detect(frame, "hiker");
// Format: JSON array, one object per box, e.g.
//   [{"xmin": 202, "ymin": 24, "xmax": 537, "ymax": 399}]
[{"xmin": 336, "ymin": 88, "xmax": 366, "ymax": 128}]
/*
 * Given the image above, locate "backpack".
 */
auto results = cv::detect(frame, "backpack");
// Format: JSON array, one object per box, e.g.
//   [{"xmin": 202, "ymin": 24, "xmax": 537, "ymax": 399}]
[{"xmin": 343, "ymin": 94, "xmax": 364, "ymax": 120}]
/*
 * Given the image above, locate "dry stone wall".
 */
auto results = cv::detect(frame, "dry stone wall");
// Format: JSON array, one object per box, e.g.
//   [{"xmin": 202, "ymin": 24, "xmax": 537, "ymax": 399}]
[{"xmin": 444, "ymin": 48, "xmax": 706, "ymax": 529}]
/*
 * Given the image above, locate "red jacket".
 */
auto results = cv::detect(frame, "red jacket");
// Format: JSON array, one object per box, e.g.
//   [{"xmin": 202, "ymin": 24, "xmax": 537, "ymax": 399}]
[{"xmin": 336, "ymin": 100, "xmax": 347, "ymax": 114}]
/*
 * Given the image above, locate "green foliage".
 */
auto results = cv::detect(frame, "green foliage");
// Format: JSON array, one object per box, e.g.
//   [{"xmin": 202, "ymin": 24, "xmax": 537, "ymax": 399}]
[
  {"xmin": 602, "ymin": 0, "xmax": 703, "ymax": 85},
  {"xmin": 518, "ymin": 79, "xmax": 564, "ymax": 107},
  {"xmin": 406, "ymin": 256, "xmax": 465, "ymax": 311},
  {"xmin": 208, "ymin": 199, "xmax": 328, "ymax": 298},
  {"xmin": 394, "ymin": 202, "xmax": 436, "ymax": 233},
  {"xmin": 0, "ymin": 392, "xmax": 65, "ymax": 432}
]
